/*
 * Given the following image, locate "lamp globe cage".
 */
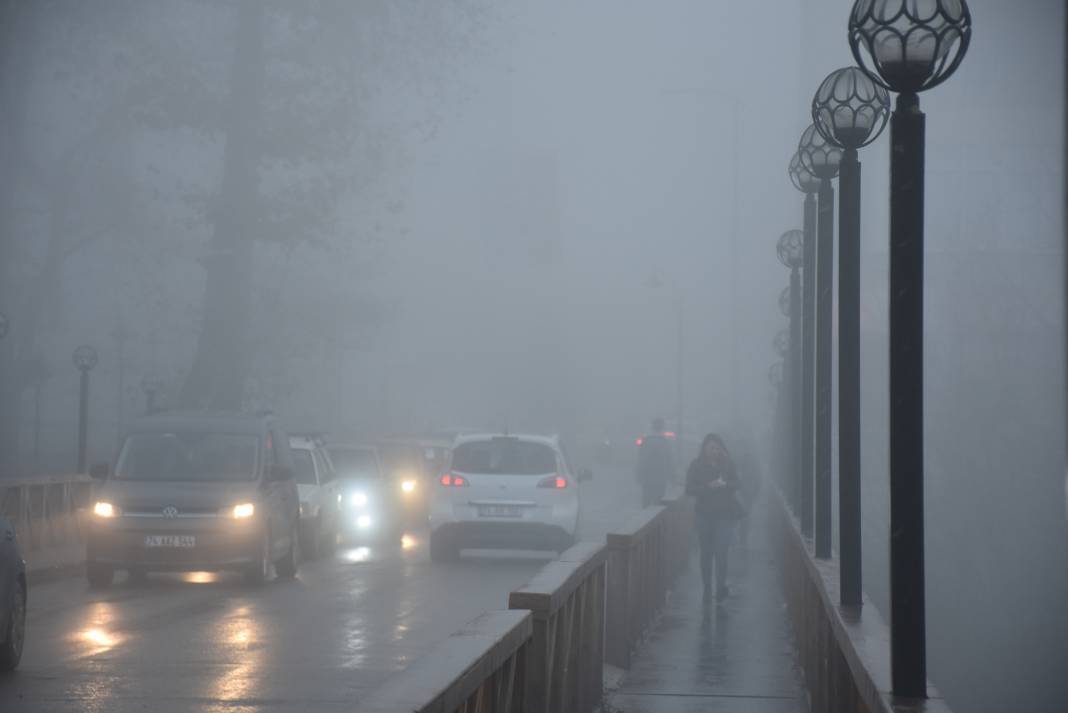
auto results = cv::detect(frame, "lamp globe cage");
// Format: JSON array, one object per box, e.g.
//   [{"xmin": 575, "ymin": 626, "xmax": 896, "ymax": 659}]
[
  {"xmin": 812, "ymin": 66, "xmax": 891, "ymax": 150},
  {"xmin": 777, "ymin": 229, "xmax": 805, "ymax": 270},
  {"xmin": 798, "ymin": 124, "xmax": 841, "ymax": 180},
  {"xmin": 848, "ymin": 0, "xmax": 972, "ymax": 94},
  {"xmin": 72, "ymin": 345, "xmax": 98, "ymax": 371},
  {"xmin": 778, "ymin": 286, "xmax": 791, "ymax": 317},
  {"xmin": 773, "ymin": 329, "xmax": 790, "ymax": 358},
  {"xmin": 788, "ymin": 151, "xmax": 820, "ymax": 194}
]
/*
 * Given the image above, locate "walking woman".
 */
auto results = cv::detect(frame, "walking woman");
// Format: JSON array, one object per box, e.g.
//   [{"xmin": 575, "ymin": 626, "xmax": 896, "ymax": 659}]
[{"xmin": 686, "ymin": 433, "xmax": 744, "ymax": 604}]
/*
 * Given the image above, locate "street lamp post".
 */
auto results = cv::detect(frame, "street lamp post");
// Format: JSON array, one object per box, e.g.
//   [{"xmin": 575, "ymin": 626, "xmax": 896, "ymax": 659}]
[
  {"xmin": 778, "ymin": 229, "xmax": 805, "ymax": 514},
  {"xmin": 73, "ymin": 345, "xmax": 99, "ymax": 473},
  {"xmin": 788, "ymin": 153, "xmax": 820, "ymax": 539},
  {"xmin": 812, "ymin": 65, "xmax": 891, "ymax": 608},
  {"xmin": 849, "ymin": 0, "xmax": 971, "ymax": 698},
  {"xmin": 798, "ymin": 124, "xmax": 842, "ymax": 559}
]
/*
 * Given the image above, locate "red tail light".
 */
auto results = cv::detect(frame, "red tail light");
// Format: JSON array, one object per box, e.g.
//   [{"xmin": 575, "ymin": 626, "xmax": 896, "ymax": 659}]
[
  {"xmin": 537, "ymin": 475, "xmax": 568, "ymax": 489},
  {"xmin": 440, "ymin": 473, "xmax": 469, "ymax": 487}
]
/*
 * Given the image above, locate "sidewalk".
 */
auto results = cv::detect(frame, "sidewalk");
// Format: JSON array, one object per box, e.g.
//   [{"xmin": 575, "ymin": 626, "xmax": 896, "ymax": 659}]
[{"xmin": 602, "ymin": 503, "xmax": 808, "ymax": 713}]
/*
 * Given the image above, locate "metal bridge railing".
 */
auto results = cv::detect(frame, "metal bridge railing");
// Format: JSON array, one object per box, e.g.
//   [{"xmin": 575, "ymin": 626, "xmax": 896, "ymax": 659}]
[
  {"xmin": 358, "ymin": 492, "xmax": 692, "ymax": 713},
  {"xmin": 0, "ymin": 474, "xmax": 92, "ymax": 552}
]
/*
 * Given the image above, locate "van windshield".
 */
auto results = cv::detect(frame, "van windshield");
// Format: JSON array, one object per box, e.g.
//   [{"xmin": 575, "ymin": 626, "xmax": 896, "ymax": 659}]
[
  {"xmin": 451, "ymin": 439, "xmax": 557, "ymax": 475},
  {"xmin": 114, "ymin": 432, "xmax": 259, "ymax": 482}
]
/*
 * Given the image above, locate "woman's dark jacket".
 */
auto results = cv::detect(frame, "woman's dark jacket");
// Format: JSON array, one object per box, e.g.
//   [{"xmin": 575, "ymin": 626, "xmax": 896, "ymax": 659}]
[{"xmin": 685, "ymin": 457, "xmax": 743, "ymax": 520}]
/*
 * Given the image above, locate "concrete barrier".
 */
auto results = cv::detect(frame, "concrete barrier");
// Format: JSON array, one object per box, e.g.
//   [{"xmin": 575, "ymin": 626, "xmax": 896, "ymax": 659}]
[
  {"xmin": 770, "ymin": 489, "xmax": 953, "ymax": 713},
  {"xmin": 508, "ymin": 541, "xmax": 607, "ymax": 713},
  {"xmin": 357, "ymin": 610, "xmax": 532, "ymax": 713}
]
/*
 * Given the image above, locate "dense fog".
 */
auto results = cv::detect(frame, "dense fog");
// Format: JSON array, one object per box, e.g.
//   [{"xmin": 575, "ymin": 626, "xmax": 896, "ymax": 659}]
[{"xmin": 0, "ymin": 1, "xmax": 1064, "ymax": 712}]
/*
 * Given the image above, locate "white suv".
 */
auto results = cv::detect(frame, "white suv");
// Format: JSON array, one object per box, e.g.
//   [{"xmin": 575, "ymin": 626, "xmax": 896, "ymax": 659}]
[
  {"xmin": 428, "ymin": 434, "xmax": 587, "ymax": 561},
  {"xmin": 289, "ymin": 436, "xmax": 340, "ymax": 559}
]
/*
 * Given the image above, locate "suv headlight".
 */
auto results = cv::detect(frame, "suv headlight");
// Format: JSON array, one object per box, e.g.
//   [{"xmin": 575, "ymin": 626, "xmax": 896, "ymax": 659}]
[{"xmin": 351, "ymin": 492, "xmax": 368, "ymax": 507}]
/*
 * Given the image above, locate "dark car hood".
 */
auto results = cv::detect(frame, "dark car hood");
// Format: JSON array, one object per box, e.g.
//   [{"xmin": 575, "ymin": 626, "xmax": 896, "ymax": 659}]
[{"xmin": 97, "ymin": 479, "xmax": 261, "ymax": 510}]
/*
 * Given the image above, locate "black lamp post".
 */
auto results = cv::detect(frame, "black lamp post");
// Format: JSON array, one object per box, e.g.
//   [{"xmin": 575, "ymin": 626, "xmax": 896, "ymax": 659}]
[
  {"xmin": 73, "ymin": 345, "xmax": 98, "ymax": 473},
  {"xmin": 798, "ymin": 124, "xmax": 841, "ymax": 559},
  {"xmin": 849, "ymin": 0, "xmax": 971, "ymax": 698},
  {"xmin": 777, "ymin": 229, "xmax": 805, "ymax": 513},
  {"xmin": 788, "ymin": 152, "xmax": 820, "ymax": 539},
  {"xmin": 812, "ymin": 66, "xmax": 890, "ymax": 608}
]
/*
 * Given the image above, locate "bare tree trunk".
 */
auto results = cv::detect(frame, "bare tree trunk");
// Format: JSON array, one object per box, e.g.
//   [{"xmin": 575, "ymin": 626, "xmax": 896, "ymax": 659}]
[{"xmin": 179, "ymin": 0, "xmax": 263, "ymax": 410}]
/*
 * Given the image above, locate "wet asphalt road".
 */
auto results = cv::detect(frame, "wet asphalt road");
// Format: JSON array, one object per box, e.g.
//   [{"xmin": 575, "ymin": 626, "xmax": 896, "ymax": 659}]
[{"xmin": 0, "ymin": 476, "xmax": 641, "ymax": 713}]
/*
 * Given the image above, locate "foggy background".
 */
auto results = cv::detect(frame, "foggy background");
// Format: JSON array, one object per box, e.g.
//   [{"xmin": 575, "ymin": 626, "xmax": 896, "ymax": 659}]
[{"xmin": 0, "ymin": 1, "xmax": 1064, "ymax": 711}]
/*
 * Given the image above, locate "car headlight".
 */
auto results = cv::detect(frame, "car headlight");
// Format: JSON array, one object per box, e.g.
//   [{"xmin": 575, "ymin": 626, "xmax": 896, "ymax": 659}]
[
  {"xmin": 232, "ymin": 503, "xmax": 255, "ymax": 519},
  {"xmin": 356, "ymin": 515, "xmax": 372, "ymax": 529},
  {"xmin": 351, "ymin": 492, "xmax": 368, "ymax": 507},
  {"xmin": 401, "ymin": 479, "xmax": 417, "ymax": 494},
  {"xmin": 93, "ymin": 501, "xmax": 117, "ymax": 518}
]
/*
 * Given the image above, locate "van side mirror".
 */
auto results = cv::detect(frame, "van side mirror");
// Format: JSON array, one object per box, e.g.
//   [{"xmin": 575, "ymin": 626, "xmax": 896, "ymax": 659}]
[
  {"xmin": 267, "ymin": 464, "xmax": 293, "ymax": 482},
  {"xmin": 578, "ymin": 467, "xmax": 594, "ymax": 483},
  {"xmin": 89, "ymin": 463, "xmax": 110, "ymax": 480}
]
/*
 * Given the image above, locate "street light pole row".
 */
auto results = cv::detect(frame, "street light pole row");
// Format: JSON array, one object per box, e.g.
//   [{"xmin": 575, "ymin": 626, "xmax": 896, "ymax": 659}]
[{"xmin": 772, "ymin": 0, "xmax": 972, "ymax": 700}]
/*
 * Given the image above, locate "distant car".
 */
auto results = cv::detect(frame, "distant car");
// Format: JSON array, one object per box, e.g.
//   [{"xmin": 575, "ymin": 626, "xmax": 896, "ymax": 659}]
[
  {"xmin": 375, "ymin": 438, "xmax": 435, "ymax": 527},
  {"xmin": 0, "ymin": 514, "xmax": 26, "ymax": 671},
  {"xmin": 289, "ymin": 436, "xmax": 341, "ymax": 559},
  {"xmin": 86, "ymin": 411, "xmax": 301, "ymax": 586},
  {"xmin": 428, "ymin": 433, "xmax": 591, "ymax": 562},
  {"xmin": 326, "ymin": 443, "xmax": 403, "ymax": 545}
]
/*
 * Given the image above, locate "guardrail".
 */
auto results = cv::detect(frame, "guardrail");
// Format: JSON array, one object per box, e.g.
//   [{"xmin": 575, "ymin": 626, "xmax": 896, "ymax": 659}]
[
  {"xmin": 358, "ymin": 493, "xmax": 692, "ymax": 713},
  {"xmin": 605, "ymin": 494, "xmax": 691, "ymax": 668},
  {"xmin": 0, "ymin": 474, "xmax": 92, "ymax": 551},
  {"xmin": 508, "ymin": 541, "xmax": 607, "ymax": 713},
  {"xmin": 770, "ymin": 489, "xmax": 952, "ymax": 713}
]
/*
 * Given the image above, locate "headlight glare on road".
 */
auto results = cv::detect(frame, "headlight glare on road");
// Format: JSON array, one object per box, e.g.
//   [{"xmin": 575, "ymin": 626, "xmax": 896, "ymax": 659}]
[
  {"xmin": 93, "ymin": 501, "xmax": 116, "ymax": 518},
  {"xmin": 232, "ymin": 502, "xmax": 255, "ymax": 519},
  {"xmin": 352, "ymin": 492, "xmax": 368, "ymax": 507},
  {"xmin": 401, "ymin": 479, "xmax": 416, "ymax": 494}
]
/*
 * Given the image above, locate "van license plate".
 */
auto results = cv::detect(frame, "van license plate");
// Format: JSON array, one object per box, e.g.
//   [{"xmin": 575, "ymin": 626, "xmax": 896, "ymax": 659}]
[
  {"xmin": 144, "ymin": 535, "xmax": 196, "ymax": 548},
  {"xmin": 478, "ymin": 505, "xmax": 522, "ymax": 518}
]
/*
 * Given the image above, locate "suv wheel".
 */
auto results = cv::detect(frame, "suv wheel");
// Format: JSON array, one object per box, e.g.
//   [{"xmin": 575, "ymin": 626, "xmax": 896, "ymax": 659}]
[
  {"xmin": 87, "ymin": 562, "xmax": 114, "ymax": 589},
  {"xmin": 275, "ymin": 527, "xmax": 299, "ymax": 579},
  {"xmin": 244, "ymin": 530, "xmax": 270, "ymax": 585},
  {"xmin": 0, "ymin": 579, "xmax": 26, "ymax": 671}
]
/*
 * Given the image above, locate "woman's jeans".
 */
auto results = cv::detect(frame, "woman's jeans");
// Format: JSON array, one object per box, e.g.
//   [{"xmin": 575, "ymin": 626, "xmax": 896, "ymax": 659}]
[{"xmin": 695, "ymin": 516, "xmax": 734, "ymax": 594}]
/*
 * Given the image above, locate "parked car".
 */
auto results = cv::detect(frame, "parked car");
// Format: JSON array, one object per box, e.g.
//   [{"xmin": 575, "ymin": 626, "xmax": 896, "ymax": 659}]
[
  {"xmin": 0, "ymin": 514, "xmax": 26, "ymax": 671},
  {"xmin": 326, "ymin": 443, "xmax": 402, "ymax": 545},
  {"xmin": 428, "ymin": 433, "xmax": 591, "ymax": 562},
  {"xmin": 289, "ymin": 435, "xmax": 341, "ymax": 559},
  {"xmin": 86, "ymin": 411, "xmax": 301, "ymax": 586}
]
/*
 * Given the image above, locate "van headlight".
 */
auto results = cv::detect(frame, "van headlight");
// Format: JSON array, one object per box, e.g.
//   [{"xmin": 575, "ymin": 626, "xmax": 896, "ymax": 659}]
[
  {"xmin": 351, "ymin": 492, "xmax": 368, "ymax": 507},
  {"xmin": 401, "ymin": 479, "xmax": 417, "ymax": 494},
  {"xmin": 232, "ymin": 503, "xmax": 255, "ymax": 519},
  {"xmin": 93, "ymin": 501, "xmax": 117, "ymax": 518}
]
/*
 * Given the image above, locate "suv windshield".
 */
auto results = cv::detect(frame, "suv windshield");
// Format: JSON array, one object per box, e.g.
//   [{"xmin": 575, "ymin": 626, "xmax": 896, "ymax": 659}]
[
  {"xmin": 328, "ymin": 447, "xmax": 380, "ymax": 480},
  {"xmin": 114, "ymin": 432, "xmax": 259, "ymax": 482},
  {"xmin": 451, "ymin": 439, "xmax": 557, "ymax": 475},
  {"xmin": 291, "ymin": 448, "xmax": 317, "ymax": 485}
]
